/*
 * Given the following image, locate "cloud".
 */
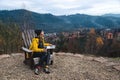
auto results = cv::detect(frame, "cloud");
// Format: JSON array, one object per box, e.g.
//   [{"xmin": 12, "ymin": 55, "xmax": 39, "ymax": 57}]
[
  {"xmin": 0, "ymin": 0, "xmax": 33, "ymax": 10},
  {"xmin": 0, "ymin": 0, "xmax": 120, "ymax": 15}
]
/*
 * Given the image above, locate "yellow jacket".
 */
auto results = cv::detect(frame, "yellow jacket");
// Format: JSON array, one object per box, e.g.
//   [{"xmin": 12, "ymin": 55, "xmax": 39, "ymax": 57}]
[{"xmin": 29, "ymin": 37, "xmax": 50, "ymax": 52}]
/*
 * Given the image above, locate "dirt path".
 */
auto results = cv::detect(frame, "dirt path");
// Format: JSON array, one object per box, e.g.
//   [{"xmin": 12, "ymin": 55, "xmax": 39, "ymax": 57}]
[{"xmin": 0, "ymin": 53, "xmax": 120, "ymax": 80}]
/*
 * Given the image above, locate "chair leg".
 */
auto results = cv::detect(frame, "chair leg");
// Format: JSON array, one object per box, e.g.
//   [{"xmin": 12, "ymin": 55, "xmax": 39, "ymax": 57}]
[
  {"xmin": 30, "ymin": 58, "xmax": 34, "ymax": 70},
  {"xmin": 50, "ymin": 60, "xmax": 53, "ymax": 65}
]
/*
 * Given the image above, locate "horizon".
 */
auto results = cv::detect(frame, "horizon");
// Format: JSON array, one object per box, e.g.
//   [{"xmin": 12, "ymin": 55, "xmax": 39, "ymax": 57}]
[
  {"xmin": 0, "ymin": 0, "xmax": 120, "ymax": 16},
  {"xmin": 0, "ymin": 9, "xmax": 120, "ymax": 16}
]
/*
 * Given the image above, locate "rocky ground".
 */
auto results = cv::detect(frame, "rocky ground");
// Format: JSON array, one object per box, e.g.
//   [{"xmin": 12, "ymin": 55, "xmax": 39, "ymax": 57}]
[{"xmin": 0, "ymin": 53, "xmax": 120, "ymax": 80}]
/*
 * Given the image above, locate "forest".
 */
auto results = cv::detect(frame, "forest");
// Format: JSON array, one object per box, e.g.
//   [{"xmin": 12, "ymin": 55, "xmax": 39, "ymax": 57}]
[{"xmin": 0, "ymin": 21, "xmax": 22, "ymax": 54}]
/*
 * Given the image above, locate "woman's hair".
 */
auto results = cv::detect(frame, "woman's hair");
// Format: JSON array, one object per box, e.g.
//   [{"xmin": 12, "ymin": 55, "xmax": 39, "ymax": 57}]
[{"xmin": 35, "ymin": 30, "xmax": 43, "ymax": 36}]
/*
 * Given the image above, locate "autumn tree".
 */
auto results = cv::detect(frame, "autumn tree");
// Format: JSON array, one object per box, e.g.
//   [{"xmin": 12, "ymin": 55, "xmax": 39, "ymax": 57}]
[{"xmin": 85, "ymin": 28, "xmax": 97, "ymax": 54}]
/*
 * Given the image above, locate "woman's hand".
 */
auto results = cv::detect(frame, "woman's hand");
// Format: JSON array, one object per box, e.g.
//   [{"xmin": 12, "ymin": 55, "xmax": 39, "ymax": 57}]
[
  {"xmin": 43, "ymin": 48, "xmax": 47, "ymax": 52},
  {"xmin": 49, "ymin": 44, "xmax": 52, "ymax": 46}
]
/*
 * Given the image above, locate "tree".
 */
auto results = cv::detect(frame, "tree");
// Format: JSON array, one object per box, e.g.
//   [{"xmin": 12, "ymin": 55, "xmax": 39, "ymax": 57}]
[
  {"xmin": 85, "ymin": 28, "xmax": 96, "ymax": 54},
  {"xmin": 0, "ymin": 21, "xmax": 22, "ymax": 54}
]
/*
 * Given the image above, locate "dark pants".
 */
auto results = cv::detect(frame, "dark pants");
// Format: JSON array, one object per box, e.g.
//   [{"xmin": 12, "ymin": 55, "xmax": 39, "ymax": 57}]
[{"xmin": 33, "ymin": 52, "xmax": 50, "ymax": 67}]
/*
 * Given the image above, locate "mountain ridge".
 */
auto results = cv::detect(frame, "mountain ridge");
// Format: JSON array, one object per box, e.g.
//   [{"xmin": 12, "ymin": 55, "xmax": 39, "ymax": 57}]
[
  {"xmin": 103, "ymin": 13, "xmax": 120, "ymax": 18},
  {"xmin": 0, "ymin": 9, "xmax": 120, "ymax": 32}
]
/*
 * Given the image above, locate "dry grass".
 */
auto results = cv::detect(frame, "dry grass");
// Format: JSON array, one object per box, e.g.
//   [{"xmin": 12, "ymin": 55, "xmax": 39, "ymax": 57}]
[{"xmin": 0, "ymin": 53, "xmax": 120, "ymax": 80}]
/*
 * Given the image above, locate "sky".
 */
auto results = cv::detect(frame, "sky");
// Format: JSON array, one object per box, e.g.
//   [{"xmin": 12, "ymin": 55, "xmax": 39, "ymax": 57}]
[{"xmin": 0, "ymin": 0, "xmax": 120, "ymax": 15}]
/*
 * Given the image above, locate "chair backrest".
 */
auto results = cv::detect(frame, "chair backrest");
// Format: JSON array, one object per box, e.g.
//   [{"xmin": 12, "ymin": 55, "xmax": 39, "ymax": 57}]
[{"xmin": 22, "ymin": 30, "xmax": 36, "ymax": 48}]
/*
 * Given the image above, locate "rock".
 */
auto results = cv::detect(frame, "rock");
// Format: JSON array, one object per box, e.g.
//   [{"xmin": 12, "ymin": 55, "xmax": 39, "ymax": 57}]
[
  {"xmin": 55, "ymin": 53, "xmax": 73, "ymax": 56},
  {"xmin": 85, "ymin": 57, "xmax": 94, "ymax": 61},
  {"xmin": 113, "ymin": 65, "xmax": 120, "ymax": 71},
  {"xmin": 0, "ymin": 54, "xmax": 10, "ymax": 60},
  {"xmin": 105, "ymin": 62, "xmax": 118, "ymax": 67},
  {"xmin": 93, "ymin": 57, "xmax": 108, "ymax": 63},
  {"xmin": 55, "ymin": 53, "xmax": 85, "ymax": 59},
  {"xmin": 74, "ymin": 54, "xmax": 84, "ymax": 58},
  {"xmin": 11, "ymin": 53, "xmax": 24, "ymax": 56}
]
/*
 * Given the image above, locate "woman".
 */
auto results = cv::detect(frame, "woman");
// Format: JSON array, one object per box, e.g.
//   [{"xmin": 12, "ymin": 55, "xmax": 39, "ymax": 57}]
[{"xmin": 29, "ymin": 30, "xmax": 51, "ymax": 75}]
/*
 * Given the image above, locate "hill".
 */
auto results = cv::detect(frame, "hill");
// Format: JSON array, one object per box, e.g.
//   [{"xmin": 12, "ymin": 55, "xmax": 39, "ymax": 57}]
[
  {"xmin": 103, "ymin": 14, "xmax": 120, "ymax": 18},
  {"xmin": 0, "ymin": 53, "xmax": 120, "ymax": 80},
  {"xmin": 0, "ymin": 9, "xmax": 120, "ymax": 32}
]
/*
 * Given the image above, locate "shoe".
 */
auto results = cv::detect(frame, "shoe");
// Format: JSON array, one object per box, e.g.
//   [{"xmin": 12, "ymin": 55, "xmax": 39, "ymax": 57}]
[
  {"xmin": 34, "ymin": 67, "xmax": 41, "ymax": 75},
  {"xmin": 44, "ymin": 67, "xmax": 50, "ymax": 74}
]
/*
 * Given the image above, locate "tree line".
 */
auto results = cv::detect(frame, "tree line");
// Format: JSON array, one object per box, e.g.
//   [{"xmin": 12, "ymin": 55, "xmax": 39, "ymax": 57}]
[
  {"xmin": 53, "ymin": 28, "xmax": 120, "ymax": 57},
  {"xmin": 0, "ymin": 20, "xmax": 120, "ymax": 57},
  {"xmin": 0, "ymin": 21, "xmax": 22, "ymax": 54}
]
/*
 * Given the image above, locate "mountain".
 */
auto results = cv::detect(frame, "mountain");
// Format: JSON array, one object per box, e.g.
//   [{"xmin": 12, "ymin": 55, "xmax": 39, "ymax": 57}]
[
  {"xmin": 103, "ymin": 14, "xmax": 120, "ymax": 18},
  {"xmin": 0, "ymin": 9, "xmax": 120, "ymax": 32}
]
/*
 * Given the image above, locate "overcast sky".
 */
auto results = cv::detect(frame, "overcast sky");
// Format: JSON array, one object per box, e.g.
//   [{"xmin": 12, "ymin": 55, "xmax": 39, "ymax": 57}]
[{"xmin": 0, "ymin": 0, "xmax": 120, "ymax": 15}]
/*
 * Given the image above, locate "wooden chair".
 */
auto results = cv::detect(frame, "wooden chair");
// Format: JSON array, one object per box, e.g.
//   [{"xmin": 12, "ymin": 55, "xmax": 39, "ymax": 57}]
[{"xmin": 21, "ymin": 29, "xmax": 55, "ymax": 69}]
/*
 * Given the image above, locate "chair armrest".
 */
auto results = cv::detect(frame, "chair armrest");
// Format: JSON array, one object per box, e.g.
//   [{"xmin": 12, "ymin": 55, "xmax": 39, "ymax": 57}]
[{"xmin": 21, "ymin": 47, "xmax": 33, "ymax": 53}]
